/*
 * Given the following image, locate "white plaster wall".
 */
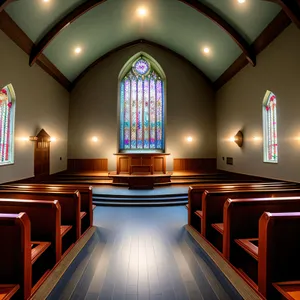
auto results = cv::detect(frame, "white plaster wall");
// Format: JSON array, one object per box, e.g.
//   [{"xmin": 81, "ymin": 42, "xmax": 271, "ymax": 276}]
[
  {"xmin": 216, "ymin": 24, "xmax": 300, "ymax": 182},
  {"xmin": 0, "ymin": 30, "xmax": 69, "ymax": 183},
  {"xmin": 69, "ymin": 44, "xmax": 216, "ymax": 171}
]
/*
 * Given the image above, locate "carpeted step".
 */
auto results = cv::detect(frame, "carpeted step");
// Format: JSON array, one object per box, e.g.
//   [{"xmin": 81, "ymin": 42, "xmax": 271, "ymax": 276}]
[{"xmin": 93, "ymin": 200, "xmax": 188, "ymax": 206}]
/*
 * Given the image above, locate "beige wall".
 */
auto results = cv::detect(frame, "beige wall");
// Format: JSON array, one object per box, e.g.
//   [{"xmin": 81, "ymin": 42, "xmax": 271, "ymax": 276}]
[
  {"xmin": 0, "ymin": 30, "xmax": 69, "ymax": 183},
  {"xmin": 69, "ymin": 44, "xmax": 216, "ymax": 171},
  {"xmin": 216, "ymin": 24, "xmax": 300, "ymax": 182}
]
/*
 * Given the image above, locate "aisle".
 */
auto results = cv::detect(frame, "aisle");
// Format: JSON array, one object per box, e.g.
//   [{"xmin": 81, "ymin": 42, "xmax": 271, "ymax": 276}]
[{"xmin": 48, "ymin": 206, "xmax": 243, "ymax": 300}]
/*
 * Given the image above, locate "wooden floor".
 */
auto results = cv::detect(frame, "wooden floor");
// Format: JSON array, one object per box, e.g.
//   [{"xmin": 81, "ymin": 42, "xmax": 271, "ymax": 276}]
[{"xmin": 47, "ymin": 206, "xmax": 244, "ymax": 300}]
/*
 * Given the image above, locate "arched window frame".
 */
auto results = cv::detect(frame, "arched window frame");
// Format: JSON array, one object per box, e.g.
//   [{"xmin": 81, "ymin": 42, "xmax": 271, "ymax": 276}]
[
  {"xmin": 118, "ymin": 52, "xmax": 166, "ymax": 153},
  {"xmin": 0, "ymin": 84, "xmax": 16, "ymax": 166},
  {"xmin": 262, "ymin": 90, "xmax": 278, "ymax": 163}
]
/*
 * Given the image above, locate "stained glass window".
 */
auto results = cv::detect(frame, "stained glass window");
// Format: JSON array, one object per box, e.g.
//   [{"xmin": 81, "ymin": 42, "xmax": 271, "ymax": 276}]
[
  {"xmin": 119, "ymin": 56, "xmax": 165, "ymax": 151},
  {"xmin": 263, "ymin": 91, "xmax": 278, "ymax": 163},
  {"xmin": 0, "ymin": 84, "xmax": 15, "ymax": 165}
]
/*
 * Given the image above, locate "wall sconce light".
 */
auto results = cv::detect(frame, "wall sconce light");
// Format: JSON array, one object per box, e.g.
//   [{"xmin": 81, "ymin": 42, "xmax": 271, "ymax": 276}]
[
  {"xmin": 234, "ymin": 130, "xmax": 243, "ymax": 147},
  {"xmin": 92, "ymin": 136, "xmax": 98, "ymax": 142},
  {"xmin": 29, "ymin": 136, "xmax": 38, "ymax": 141},
  {"xmin": 186, "ymin": 136, "xmax": 193, "ymax": 142},
  {"xmin": 50, "ymin": 137, "xmax": 56, "ymax": 142}
]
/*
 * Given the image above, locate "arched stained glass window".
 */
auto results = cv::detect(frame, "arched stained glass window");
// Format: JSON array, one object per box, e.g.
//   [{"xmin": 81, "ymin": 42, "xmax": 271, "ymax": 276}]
[
  {"xmin": 0, "ymin": 84, "xmax": 15, "ymax": 166},
  {"xmin": 263, "ymin": 90, "xmax": 278, "ymax": 163},
  {"xmin": 119, "ymin": 55, "xmax": 165, "ymax": 152}
]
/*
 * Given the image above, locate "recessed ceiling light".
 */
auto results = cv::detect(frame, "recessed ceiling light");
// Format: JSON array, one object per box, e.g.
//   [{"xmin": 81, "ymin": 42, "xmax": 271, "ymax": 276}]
[
  {"xmin": 238, "ymin": 0, "xmax": 246, "ymax": 3},
  {"xmin": 137, "ymin": 7, "xmax": 147, "ymax": 17},
  {"xmin": 74, "ymin": 47, "xmax": 82, "ymax": 54},
  {"xmin": 203, "ymin": 47, "xmax": 210, "ymax": 54}
]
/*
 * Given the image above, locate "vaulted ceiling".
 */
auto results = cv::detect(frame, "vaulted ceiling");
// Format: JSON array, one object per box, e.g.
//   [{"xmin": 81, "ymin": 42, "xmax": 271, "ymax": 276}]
[{"xmin": 1, "ymin": 0, "xmax": 297, "ymax": 90}]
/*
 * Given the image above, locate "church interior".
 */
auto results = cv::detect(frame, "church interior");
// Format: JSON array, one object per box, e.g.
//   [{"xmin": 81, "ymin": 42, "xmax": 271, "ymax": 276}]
[{"xmin": 1, "ymin": 0, "xmax": 300, "ymax": 299}]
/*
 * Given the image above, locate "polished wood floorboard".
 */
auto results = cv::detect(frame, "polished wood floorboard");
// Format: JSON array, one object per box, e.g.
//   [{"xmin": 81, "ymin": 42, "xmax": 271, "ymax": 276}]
[{"xmin": 48, "ymin": 206, "xmax": 242, "ymax": 300}]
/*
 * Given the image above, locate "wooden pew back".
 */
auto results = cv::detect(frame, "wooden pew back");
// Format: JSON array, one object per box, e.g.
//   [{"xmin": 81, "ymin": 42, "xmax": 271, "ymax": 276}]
[
  {"xmin": 258, "ymin": 212, "xmax": 300, "ymax": 299},
  {"xmin": 188, "ymin": 182, "xmax": 297, "ymax": 227},
  {"xmin": 223, "ymin": 197, "xmax": 300, "ymax": 261},
  {"xmin": 202, "ymin": 188, "xmax": 300, "ymax": 238},
  {"xmin": 1, "ymin": 184, "xmax": 93, "ymax": 233},
  {"xmin": 0, "ymin": 190, "xmax": 81, "ymax": 240},
  {"xmin": 0, "ymin": 212, "xmax": 31, "ymax": 300},
  {"xmin": 0, "ymin": 199, "xmax": 61, "ymax": 263}
]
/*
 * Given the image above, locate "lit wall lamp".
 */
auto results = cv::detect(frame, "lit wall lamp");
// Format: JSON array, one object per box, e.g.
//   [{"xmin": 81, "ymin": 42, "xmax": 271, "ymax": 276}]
[
  {"xmin": 186, "ymin": 136, "xmax": 193, "ymax": 142},
  {"xmin": 29, "ymin": 136, "xmax": 38, "ymax": 141},
  {"xmin": 233, "ymin": 130, "xmax": 243, "ymax": 147}
]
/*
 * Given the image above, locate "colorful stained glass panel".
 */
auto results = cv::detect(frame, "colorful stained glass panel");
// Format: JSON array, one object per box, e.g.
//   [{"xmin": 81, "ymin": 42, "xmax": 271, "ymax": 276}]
[
  {"xmin": 0, "ymin": 85, "xmax": 14, "ymax": 165},
  {"xmin": 119, "ymin": 56, "xmax": 164, "ymax": 152},
  {"xmin": 263, "ymin": 92, "xmax": 278, "ymax": 163}
]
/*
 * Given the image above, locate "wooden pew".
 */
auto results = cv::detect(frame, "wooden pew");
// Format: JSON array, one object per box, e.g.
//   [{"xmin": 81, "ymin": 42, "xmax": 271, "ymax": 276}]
[
  {"xmin": 259, "ymin": 212, "xmax": 300, "ymax": 299},
  {"xmin": 0, "ymin": 190, "xmax": 81, "ymax": 244},
  {"xmin": 188, "ymin": 182, "xmax": 298, "ymax": 231},
  {"xmin": 201, "ymin": 188, "xmax": 300, "ymax": 252},
  {"xmin": 0, "ymin": 213, "xmax": 30, "ymax": 299},
  {"xmin": 1, "ymin": 184, "xmax": 94, "ymax": 234},
  {"xmin": 0, "ymin": 211, "xmax": 53, "ymax": 300},
  {"xmin": 0, "ymin": 199, "xmax": 62, "ymax": 264},
  {"xmin": 222, "ymin": 197, "xmax": 300, "ymax": 287}
]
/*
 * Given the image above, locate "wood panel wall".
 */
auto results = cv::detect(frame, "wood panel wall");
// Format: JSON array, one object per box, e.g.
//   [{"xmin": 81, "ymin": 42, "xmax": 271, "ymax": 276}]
[
  {"xmin": 173, "ymin": 158, "xmax": 216, "ymax": 172},
  {"xmin": 67, "ymin": 159, "xmax": 108, "ymax": 172}
]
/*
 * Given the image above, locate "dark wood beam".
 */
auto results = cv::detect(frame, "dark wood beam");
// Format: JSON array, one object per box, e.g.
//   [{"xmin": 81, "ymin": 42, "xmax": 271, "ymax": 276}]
[
  {"xmin": 213, "ymin": 10, "xmax": 291, "ymax": 90},
  {"xmin": 0, "ymin": 11, "xmax": 71, "ymax": 91},
  {"xmin": 30, "ymin": 0, "xmax": 256, "ymax": 67},
  {"xmin": 0, "ymin": 0, "xmax": 14, "ymax": 13},
  {"xmin": 179, "ymin": 0, "xmax": 256, "ymax": 66},
  {"xmin": 70, "ymin": 39, "xmax": 213, "ymax": 91},
  {"xmin": 264, "ymin": 0, "xmax": 300, "ymax": 28},
  {"xmin": 29, "ymin": 0, "xmax": 107, "ymax": 66}
]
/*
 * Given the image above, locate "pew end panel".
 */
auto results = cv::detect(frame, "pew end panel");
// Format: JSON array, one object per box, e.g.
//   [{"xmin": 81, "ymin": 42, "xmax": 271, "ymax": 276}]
[
  {"xmin": 0, "ymin": 213, "xmax": 31, "ymax": 300},
  {"xmin": 258, "ymin": 212, "xmax": 300, "ymax": 299},
  {"xmin": 188, "ymin": 187, "xmax": 204, "ymax": 230}
]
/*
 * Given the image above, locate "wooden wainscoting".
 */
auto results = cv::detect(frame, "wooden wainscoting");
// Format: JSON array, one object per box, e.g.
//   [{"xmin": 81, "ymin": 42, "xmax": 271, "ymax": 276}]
[
  {"xmin": 173, "ymin": 158, "xmax": 216, "ymax": 173},
  {"xmin": 67, "ymin": 159, "xmax": 108, "ymax": 172}
]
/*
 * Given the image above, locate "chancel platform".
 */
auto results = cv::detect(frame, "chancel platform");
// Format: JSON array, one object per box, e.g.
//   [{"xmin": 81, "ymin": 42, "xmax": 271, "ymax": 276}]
[{"xmin": 111, "ymin": 153, "xmax": 171, "ymax": 188}]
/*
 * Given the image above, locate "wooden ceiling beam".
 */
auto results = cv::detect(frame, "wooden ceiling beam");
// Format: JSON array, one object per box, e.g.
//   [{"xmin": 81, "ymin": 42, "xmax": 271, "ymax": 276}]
[
  {"xmin": 179, "ymin": 0, "xmax": 256, "ymax": 66},
  {"xmin": 0, "ymin": 10, "xmax": 71, "ymax": 91},
  {"xmin": 213, "ymin": 10, "xmax": 291, "ymax": 90},
  {"xmin": 0, "ymin": 0, "xmax": 14, "ymax": 12},
  {"xmin": 264, "ymin": 0, "xmax": 300, "ymax": 28},
  {"xmin": 29, "ymin": 0, "xmax": 107, "ymax": 66},
  {"xmin": 29, "ymin": 0, "xmax": 256, "ymax": 67}
]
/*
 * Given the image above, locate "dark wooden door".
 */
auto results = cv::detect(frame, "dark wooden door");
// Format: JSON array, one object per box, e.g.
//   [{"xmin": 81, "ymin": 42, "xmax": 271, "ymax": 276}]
[{"xmin": 34, "ymin": 129, "xmax": 50, "ymax": 179}]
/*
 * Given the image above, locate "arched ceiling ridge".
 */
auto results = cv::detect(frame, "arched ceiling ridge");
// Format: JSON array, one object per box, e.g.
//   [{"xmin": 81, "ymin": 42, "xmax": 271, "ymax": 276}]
[
  {"xmin": 28, "ymin": 0, "xmax": 256, "ymax": 68},
  {"xmin": 70, "ymin": 39, "xmax": 213, "ymax": 90}
]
